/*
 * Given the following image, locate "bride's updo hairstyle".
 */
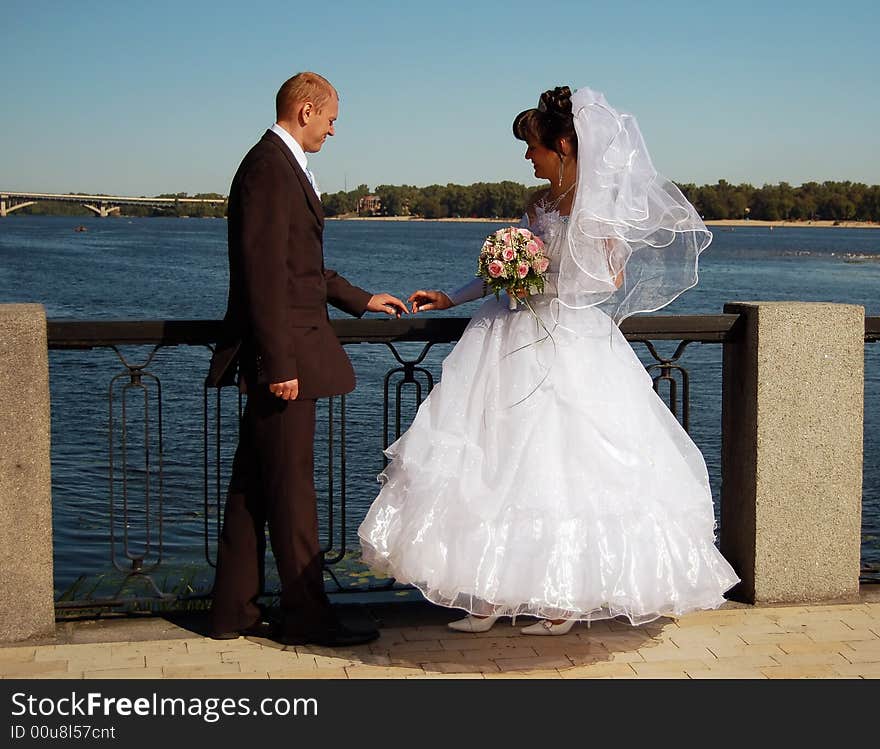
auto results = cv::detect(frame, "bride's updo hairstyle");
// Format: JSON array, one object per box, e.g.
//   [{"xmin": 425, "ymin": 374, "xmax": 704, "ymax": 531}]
[{"xmin": 512, "ymin": 86, "xmax": 578, "ymax": 155}]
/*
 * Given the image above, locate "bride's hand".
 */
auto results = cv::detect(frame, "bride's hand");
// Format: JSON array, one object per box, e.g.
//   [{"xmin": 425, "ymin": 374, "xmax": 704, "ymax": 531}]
[{"xmin": 408, "ymin": 290, "xmax": 453, "ymax": 313}]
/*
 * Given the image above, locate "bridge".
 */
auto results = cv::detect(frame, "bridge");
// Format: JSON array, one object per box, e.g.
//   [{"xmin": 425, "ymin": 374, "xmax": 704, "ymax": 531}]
[{"xmin": 0, "ymin": 191, "xmax": 227, "ymax": 217}]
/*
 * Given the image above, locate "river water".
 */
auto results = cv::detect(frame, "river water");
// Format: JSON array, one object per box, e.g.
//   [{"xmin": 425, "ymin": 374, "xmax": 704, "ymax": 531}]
[{"xmin": 1, "ymin": 215, "xmax": 878, "ymax": 597}]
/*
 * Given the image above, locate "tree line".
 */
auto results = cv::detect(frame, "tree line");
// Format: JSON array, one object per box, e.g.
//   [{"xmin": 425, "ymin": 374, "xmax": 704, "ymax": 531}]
[
  {"xmin": 324, "ymin": 180, "xmax": 880, "ymax": 222},
  {"xmin": 322, "ymin": 182, "xmax": 538, "ymax": 220},
  {"xmin": 677, "ymin": 181, "xmax": 880, "ymax": 222},
  {"xmin": 12, "ymin": 182, "xmax": 880, "ymax": 222}
]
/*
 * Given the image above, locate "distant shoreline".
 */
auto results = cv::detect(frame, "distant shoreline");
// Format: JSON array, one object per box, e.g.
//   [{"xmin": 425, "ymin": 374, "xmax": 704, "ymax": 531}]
[
  {"xmin": 327, "ymin": 216, "xmax": 513, "ymax": 223},
  {"xmin": 329, "ymin": 216, "xmax": 880, "ymax": 229},
  {"xmin": 705, "ymin": 219, "xmax": 880, "ymax": 229},
  {"xmin": 6, "ymin": 214, "xmax": 878, "ymax": 229}
]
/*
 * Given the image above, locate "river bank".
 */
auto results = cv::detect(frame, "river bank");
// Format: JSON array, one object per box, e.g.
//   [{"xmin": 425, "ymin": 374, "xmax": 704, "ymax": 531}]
[
  {"xmin": 328, "ymin": 215, "xmax": 511, "ymax": 222},
  {"xmin": 707, "ymin": 219, "xmax": 880, "ymax": 229},
  {"xmin": 328, "ymin": 215, "xmax": 880, "ymax": 229},
  {"xmin": 5, "ymin": 214, "xmax": 877, "ymax": 229}
]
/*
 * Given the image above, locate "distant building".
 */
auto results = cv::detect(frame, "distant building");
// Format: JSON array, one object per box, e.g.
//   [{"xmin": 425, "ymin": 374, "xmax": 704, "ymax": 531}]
[{"xmin": 357, "ymin": 194, "xmax": 382, "ymax": 216}]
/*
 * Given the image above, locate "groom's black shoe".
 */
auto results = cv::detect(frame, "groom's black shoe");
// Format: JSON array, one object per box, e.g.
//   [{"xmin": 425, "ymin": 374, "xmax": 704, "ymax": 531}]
[
  {"xmin": 278, "ymin": 621, "xmax": 380, "ymax": 648},
  {"xmin": 210, "ymin": 618, "xmax": 279, "ymax": 641}
]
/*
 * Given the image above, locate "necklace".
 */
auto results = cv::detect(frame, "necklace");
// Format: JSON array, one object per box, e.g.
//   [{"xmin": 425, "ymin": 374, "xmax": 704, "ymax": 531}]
[{"xmin": 537, "ymin": 181, "xmax": 576, "ymax": 214}]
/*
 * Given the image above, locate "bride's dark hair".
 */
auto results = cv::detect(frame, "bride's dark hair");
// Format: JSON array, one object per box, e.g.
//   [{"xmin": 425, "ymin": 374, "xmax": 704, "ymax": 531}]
[{"xmin": 512, "ymin": 86, "xmax": 577, "ymax": 155}]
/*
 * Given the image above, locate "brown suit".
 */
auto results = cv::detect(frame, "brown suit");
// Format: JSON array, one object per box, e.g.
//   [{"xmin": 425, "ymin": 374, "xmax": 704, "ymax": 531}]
[{"xmin": 208, "ymin": 129, "xmax": 371, "ymax": 637}]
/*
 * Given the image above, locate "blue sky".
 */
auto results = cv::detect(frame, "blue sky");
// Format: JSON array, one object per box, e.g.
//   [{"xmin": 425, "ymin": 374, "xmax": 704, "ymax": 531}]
[{"xmin": 1, "ymin": 0, "xmax": 877, "ymax": 196}]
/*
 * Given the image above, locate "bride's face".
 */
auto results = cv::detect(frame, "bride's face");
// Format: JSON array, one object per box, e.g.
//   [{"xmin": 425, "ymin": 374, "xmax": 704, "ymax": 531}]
[{"xmin": 523, "ymin": 136, "xmax": 559, "ymax": 182}]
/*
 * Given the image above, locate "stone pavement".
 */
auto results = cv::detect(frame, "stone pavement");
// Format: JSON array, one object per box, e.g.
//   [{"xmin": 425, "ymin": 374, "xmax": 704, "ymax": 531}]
[{"xmin": 2, "ymin": 589, "xmax": 879, "ymax": 679}]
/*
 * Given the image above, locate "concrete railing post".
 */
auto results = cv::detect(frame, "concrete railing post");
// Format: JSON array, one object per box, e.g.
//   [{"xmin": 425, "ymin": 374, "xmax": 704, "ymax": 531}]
[
  {"xmin": 721, "ymin": 302, "xmax": 864, "ymax": 604},
  {"xmin": 0, "ymin": 304, "xmax": 55, "ymax": 641}
]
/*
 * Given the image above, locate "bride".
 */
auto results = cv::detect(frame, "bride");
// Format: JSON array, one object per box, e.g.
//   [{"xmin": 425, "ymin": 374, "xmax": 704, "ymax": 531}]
[{"xmin": 358, "ymin": 85, "xmax": 740, "ymax": 635}]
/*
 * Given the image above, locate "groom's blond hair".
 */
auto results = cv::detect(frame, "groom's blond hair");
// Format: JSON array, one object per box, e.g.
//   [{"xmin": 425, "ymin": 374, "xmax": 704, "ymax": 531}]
[{"xmin": 276, "ymin": 72, "xmax": 337, "ymax": 119}]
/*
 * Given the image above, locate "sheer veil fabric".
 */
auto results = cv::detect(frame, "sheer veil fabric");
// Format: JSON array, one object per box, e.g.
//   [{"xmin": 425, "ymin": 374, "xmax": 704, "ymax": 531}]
[{"xmin": 556, "ymin": 88, "xmax": 711, "ymax": 324}]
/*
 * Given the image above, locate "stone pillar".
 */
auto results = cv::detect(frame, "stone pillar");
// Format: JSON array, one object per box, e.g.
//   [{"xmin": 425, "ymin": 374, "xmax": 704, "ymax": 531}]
[
  {"xmin": 721, "ymin": 302, "xmax": 863, "ymax": 604},
  {"xmin": 0, "ymin": 304, "xmax": 55, "ymax": 641}
]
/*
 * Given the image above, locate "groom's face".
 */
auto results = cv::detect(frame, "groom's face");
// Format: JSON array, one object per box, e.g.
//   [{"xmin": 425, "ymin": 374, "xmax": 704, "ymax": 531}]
[{"xmin": 302, "ymin": 94, "xmax": 339, "ymax": 153}]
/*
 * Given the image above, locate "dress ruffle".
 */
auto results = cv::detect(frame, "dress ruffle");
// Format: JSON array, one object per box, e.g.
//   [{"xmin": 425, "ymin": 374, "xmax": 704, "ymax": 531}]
[{"xmin": 359, "ymin": 295, "xmax": 739, "ymax": 624}]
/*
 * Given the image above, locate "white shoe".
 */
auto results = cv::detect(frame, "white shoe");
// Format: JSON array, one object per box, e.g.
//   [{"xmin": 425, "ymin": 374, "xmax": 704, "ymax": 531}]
[
  {"xmin": 520, "ymin": 619, "xmax": 576, "ymax": 636},
  {"xmin": 447, "ymin": 614, "xmax": 500, "ymax": 633}
]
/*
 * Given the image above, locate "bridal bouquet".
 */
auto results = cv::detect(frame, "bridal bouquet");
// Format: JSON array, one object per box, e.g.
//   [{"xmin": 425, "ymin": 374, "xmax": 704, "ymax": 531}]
[{"xmin": 477, "ymin": 227, "xmax": 550, "ymax": 309}]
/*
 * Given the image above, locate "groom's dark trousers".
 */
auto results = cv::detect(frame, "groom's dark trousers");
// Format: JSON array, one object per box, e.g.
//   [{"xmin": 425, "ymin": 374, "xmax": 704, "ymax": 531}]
[{"xmin": 207, "ymin": 129, "xmax": 371, "ymax": 638}]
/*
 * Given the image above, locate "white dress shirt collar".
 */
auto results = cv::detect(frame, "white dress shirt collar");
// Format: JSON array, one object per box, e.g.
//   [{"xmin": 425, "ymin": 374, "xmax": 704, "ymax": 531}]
[{"xmin": 269, "ymin": 123, "xmax": 320, "ymax": 197}]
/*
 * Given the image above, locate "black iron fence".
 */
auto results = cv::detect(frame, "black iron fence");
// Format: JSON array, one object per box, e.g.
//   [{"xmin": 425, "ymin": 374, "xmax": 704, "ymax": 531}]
[{"xmin": 45, "ymin": 314, "xmax": 878, "ymax": 610}]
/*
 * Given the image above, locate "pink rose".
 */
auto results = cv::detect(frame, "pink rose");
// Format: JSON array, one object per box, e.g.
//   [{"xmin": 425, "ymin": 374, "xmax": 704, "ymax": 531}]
[
  {"xmin": 534, "ymin": 256, "xmax": 550, "ymax": 274},
  {"xmin": 525, "ymin": 240, "xmax": 541, "ymax": 256},
  {"xmin": 502, "ymin": 247, "xmax": 515, "ymax": 261},
  {"xmin": 516, "ymin": 228, "xmax": 531, "ymax": 238},
  {"xmin": 488, "ymin": 260, "xmax": 505, "ymax": 278},
  {"xmin": 517, "ymin": 262, "xmax": 529, "ymax": 279}
]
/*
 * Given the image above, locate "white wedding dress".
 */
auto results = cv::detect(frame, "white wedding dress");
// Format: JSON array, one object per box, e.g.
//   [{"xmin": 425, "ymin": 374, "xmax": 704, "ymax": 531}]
[{"xmin": 358, "ymin": 207, "xmax": 740, "ymax": 624}]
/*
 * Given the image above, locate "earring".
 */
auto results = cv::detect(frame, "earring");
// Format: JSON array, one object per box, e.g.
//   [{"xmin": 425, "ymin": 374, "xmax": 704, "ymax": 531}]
[{"xmin": 558, "ymin": 156, "xmax": 564, "ymax": 187}]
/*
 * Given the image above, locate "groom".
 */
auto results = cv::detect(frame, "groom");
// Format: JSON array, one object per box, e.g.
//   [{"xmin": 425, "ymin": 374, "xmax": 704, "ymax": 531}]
[{"xmin": 207, "ymin": 71, "xmax": 407, "ymax": 646}]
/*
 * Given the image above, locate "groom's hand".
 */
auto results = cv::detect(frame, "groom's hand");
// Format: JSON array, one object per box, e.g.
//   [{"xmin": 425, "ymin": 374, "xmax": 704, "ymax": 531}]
[
  {"xmin": 367, "ymin": 293, "xmax": 408, "ymax": 317},
  {"xmin": 269, "ymin": 379, "xmax": 299, "ymax": 400},
  {"xmin": 409, "ymin": 289, "xmax": 453, "ymax": 313}
]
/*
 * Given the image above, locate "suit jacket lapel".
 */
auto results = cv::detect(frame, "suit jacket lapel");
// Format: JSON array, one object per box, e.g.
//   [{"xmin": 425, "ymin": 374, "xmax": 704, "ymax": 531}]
[{"xmin": 262, "ymin": 130, "xmax": 324, "ymax": 227}]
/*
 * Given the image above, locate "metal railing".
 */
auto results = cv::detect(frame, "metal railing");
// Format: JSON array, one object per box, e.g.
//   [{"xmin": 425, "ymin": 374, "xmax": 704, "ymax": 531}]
[{"xmin": 45, "ymin": 314, "xmax": 877, "ymax": 609}]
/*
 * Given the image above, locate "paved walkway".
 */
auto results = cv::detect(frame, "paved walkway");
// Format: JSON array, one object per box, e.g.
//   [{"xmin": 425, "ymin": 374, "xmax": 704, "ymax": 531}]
[{"xmin": 3, "ymin": 589, "xmax": 879, "ymax": 679}]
